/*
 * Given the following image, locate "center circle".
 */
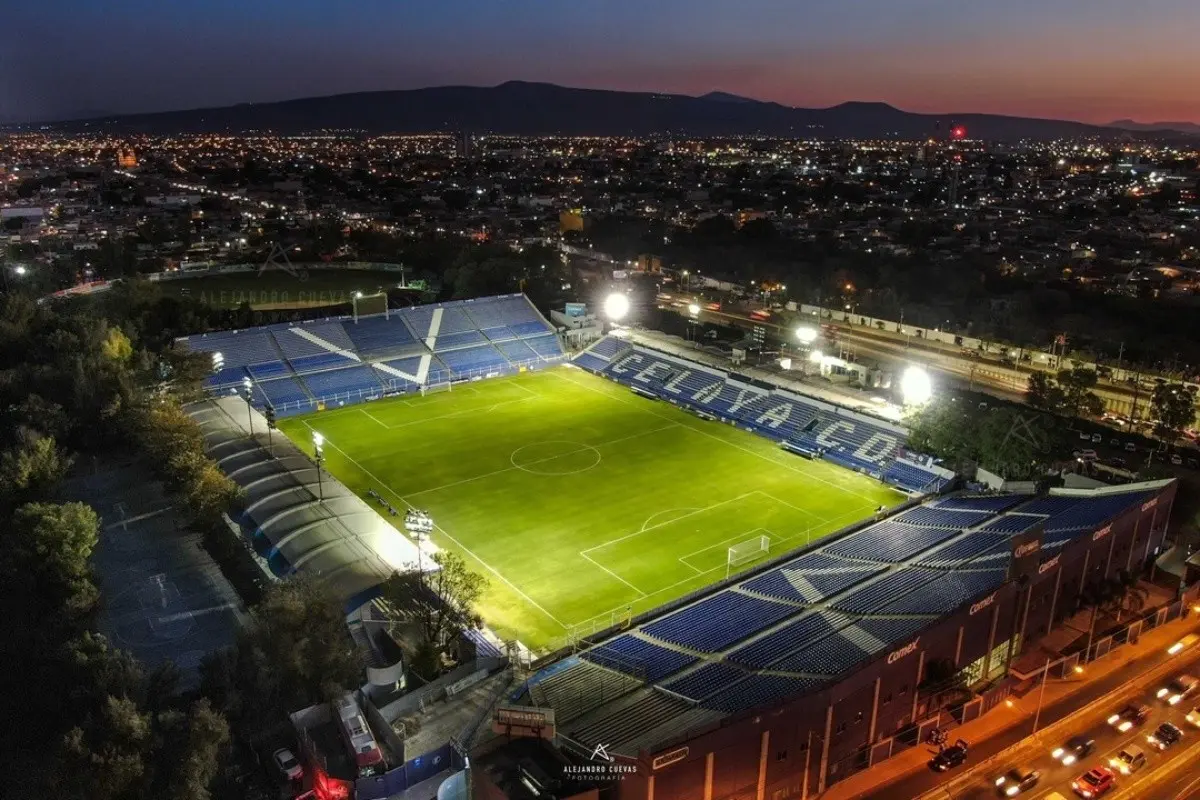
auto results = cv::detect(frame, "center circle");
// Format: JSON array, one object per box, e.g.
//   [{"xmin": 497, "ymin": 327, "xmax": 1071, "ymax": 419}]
[{"xmin": 510, "ymin": 441, "xmax": 602, "ymax": 475}]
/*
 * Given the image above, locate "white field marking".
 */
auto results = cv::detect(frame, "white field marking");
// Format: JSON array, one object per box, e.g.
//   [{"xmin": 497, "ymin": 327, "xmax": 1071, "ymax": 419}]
[
  {"xmin": 401, "ymin": 422, "xmax": 679, "ymax": 499},
  {"xmin": 756, "ymin": 490, "xmax": 833, "ymax": 523},
  {"xmin": 579, "ymin": 551, "xmax": 648, "ymax": 598},
  {"xmin": 677, "ymin": 528, "xmax": 779, "ymax": 573},
  {"xmin": 549, "ymin": 369, "xmax": 886, "ymax": 505},
  {"xmin": 509, "ymin": 442, "xmax": 603, "ymax": 476},
  {"xmin": 640, "ymin": 508, "xmax": 702, "ymax": 531},
  {"xmin": 361, "ymin": 394, "xmax": 537, "ymax": 432},
  {"xmin": 579, "ymin": 491, "xmax": 761, "ymax": 556},
  {"xmin": 576, "ymin": 504, "xmax": 880, "ymax": 629},
  {"xmin": 360, "ymin": 409, "xmax": 390, "ymax": 429},
  {"xmin": 296, "ymin": 419, "xmax": 567, "ymax": 630}
]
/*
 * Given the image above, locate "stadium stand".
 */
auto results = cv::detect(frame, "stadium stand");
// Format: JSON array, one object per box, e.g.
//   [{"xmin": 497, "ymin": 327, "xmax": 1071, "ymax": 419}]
[
  {"xmin": 179, "ymin": 293, "xmax": 565, "ymax": 416},
  {"xmin": 934, "ymin": 494, "xmax": 1027, "ymax": 513},
  {"xmin": 823, "ymin": 521, "xmax": 962, "ymax": 563},
  {"xmin": 895, "ymin": 506, "xmax": 994, "ymax": 529},
  {"xmin": 581, "ymin": 634, "xmax": 697, "ymax": 683},
  {"xmin": 662, "ymin": 662, "xmax": 747, "ymax": 702},
  {"xmin": 642, "ymin": 591, "xmax": 796, "ymax": 653},
  {"xmin": 727, "ymin": 611, "xmax": 853, "ymax": 669}
]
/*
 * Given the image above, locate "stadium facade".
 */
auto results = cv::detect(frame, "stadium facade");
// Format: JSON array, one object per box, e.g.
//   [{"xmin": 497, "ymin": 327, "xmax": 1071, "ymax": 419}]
[{"xmin": 496, "ymin": 481, "xmax": 1174, "ymax": 799}]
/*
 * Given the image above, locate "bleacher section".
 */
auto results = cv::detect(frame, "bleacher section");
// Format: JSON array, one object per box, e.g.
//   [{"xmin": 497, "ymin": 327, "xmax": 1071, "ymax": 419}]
[
  {"xmin": 538, "ymin": 484, "xmax": 1163, "ymax": 743},
  {"xmin": 179, "ymin": 293, "xmax": 565, "ymax": 416},
  {"xmin": 575, "ymin": 336, "xmax": 950, "ymax": 495}
]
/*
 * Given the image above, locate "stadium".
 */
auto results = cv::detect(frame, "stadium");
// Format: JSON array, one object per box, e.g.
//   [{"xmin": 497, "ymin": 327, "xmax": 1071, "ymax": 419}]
[{"xmin": 180, "ymin": 293, "xmax": 1178, "ymax": 799}]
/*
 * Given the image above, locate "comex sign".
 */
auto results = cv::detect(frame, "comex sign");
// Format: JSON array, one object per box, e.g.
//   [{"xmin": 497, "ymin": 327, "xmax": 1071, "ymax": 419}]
[
  {"xmin": 887, "ymin": 638, "xmax": 920, "ymax": 665},
  {"xmin": 1014, "ymin": 540, "xmax": 1041, "ymax": 559},
  {"xmin": 969, "ymin": 592, "xmax": 997, "ymax": 616}
]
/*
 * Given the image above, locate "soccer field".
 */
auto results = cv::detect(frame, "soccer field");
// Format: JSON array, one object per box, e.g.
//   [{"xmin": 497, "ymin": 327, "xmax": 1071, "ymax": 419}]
[{"xmin": 278, "ymin": 366, "xmax": 904, "ymax": 652}]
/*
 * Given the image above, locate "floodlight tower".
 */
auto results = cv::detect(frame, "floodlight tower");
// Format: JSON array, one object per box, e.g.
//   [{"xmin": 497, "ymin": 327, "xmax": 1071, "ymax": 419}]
[
  {"xmin": 312, "ymin": 432, "xmax": 325, "ymax": 501},
  {"xmin": 604, "ymin": 291, "xmax": 630, "ymax": 328},
  {"xmin": 900, "ymin": 365, "xmax": 933, "ymax": 406}
]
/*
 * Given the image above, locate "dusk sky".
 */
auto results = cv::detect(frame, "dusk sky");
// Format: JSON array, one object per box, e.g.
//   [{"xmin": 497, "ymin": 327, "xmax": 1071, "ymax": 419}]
[{"xmin": 5, "ymin": 0, "xmax": 1199, "ymax": 125}]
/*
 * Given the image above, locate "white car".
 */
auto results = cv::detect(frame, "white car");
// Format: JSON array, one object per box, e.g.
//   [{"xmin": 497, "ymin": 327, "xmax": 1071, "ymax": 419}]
[
  {"xmin": 1156, "ymin": 674, "xmax": 1198, "ymax": 705},
  {"xmin": 272, "ymin": 747, "xmax": 303, "ymax": 781}
]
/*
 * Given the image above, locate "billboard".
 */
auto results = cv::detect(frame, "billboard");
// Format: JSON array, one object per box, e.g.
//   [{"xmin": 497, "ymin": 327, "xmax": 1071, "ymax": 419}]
[
  {"xmin": 492, "ymin": 705, "xmax": 556, "ymax": 739},
  {"xmin": 565, "ymin": 302, "xmax": 588, "ymax": 317}
]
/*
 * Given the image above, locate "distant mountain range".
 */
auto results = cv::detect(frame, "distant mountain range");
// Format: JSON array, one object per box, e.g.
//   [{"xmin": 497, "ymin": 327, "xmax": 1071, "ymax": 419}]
[
  {"xmin": 1108, "ymin": 118, "xmax": 1200, "ymax": 135},
  {"xmin": 14, "ymin": 81, "xmax": 1199, "ymax": 140}
]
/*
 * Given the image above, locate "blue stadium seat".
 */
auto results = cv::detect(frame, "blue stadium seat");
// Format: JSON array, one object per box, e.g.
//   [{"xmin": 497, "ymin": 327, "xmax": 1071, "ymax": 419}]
[
  {"xmin": 437, "ymin": 344, "xmax": 511, "ymax": 375},
  {"xmin": 183, "ymin": 330, "xmax": 280, "ymax": 368},
  {"xmin": 727, "ymin": 611, "xmax": 851, "ymax": 669},
  {"xmin": 289, "ymin": 353, "xmax": 358, "ymax": 375},
  {"xmin": 588, "ymin": 337, "xmax": 632, "ymax": 360},
  {"xmin": 480, "ymin": 326, "xmax": 518, "ymax": 343},
  {"xmin": 272, "ymin": 322, "xmax": 355, "ymax": 360},
  {"xmin": 830, "ymin": 567, "xmax": 943, "ymax": 614},
  {"xmin": 342, "ymin": 314, "xmax": 420, "ymax": 358},
  {"xmin": 301, "ymin": 365, "xmax": 384, "ymax": 400},
  {"xmin": 883, "ymin": 461, "xmax": 951, "ymax": 493},
  {"xmin": 978, "ymin": 514, "xmax": 1044, "ymax": 535},
  {"xmin": 246, "ymin": 360, "xmax": 293, "ymax": 381},
  {"xmin": 258, "ymin": 376, "xmax": 310, "ymax": 408},
  {"xmin": 877, "ymin": 568, "xmax": 1009, "ymax": 615},
  {"xmin": 934, "ymin": 495, "xmax": 1026, "ymax": 513},
  {"xmin": 572, "ymin": 353, "xmax": 610, "ymax": 373},
  {"xmin": 642, "ymin": 591, "xmax": 795, "ymax": 652},
  {"xmin": 896, "ymin": 506, "xmax": 995, "ymax": 529},
  {"xmin": 823, "ymin": 521, "xmax": 960, "ymax": 563},
  {"xmin": 495, "ymin": 339, "xmax": 538, "ymax": 364},
  {"xmin": 581, "ymin": 635, "xmax": 697, "ymax": 682},
  {"xmin": 915, "ymin": 534, "xmax": 1012, "ymax": 568},
  {"xmin": 663, "ymin": 662, "xmax": 747, "ymax": 701},
  {"xmin": 702, "ymin": 674, "xmax": 819, "ymax": 714},
  {"xmin": 524, "ymin": 334, "xmax": 564, "ymax": 359},
  {"xmin": 433, "ymin": 330, "xmax": 487, "ymax": 351}
]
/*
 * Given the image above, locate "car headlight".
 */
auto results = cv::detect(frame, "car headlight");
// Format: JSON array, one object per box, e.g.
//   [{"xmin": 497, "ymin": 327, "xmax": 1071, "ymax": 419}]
[
  {"xmin": 996, "ymin": 777, "xmax": 1006, "ymax": 786},
  {"xmin": 1158, "ymin": 688, "xmax": 1169, "ymax": 698},
  {"xmin": 1170, "ymin": 695, "xmax": 1182, "ymax": 705},
  {"xmin": 1062, "ymin": 755, "xmax": 1076, "ymax": 766},
  {"xmin": 1051, "ymin": 748, "xmax": 1064, "ymax": 758},
  {"xmin": 1119, "ymin": 722, "xmax": 1133, "ymax": 732},
  {"xmin": 1006, "ymin": 787, "xmax": 1019, "ymax": 797},
  {"xmin": 1108, "ymin": 714, "xmax": 1120, "ymax": 724}
]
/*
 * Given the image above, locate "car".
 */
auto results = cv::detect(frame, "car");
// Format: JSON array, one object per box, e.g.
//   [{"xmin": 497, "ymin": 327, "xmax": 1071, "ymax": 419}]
[
  {"xmin": 1052, "ymin": 736, "xmax": 1096, "ymax": 766},
  {"xmin": 994, "ymin": 766, "xmax": 1041, "ymax": 796},
  {"xmin": 1169, "ymin": 633, "xmax": 1200, "ymax": 655},
  {"xmin": 1107, "ymin": 703, "xmax": 1151, "ymax": 732},
  {"xmin": 1187, "ymin": 706, "xmax": 1200, "ymax": 727},
  {"xmin": 1147, "ymin": 721, "xmax": 1183, "ymax": 750},
  {"xmin": 928, "ymin": 739, "xmax": 969, "ymax": 772},
  {"xmin": 272, "ymin": 747, "xmax": 303, "ymax": 781},
  {"xmin": 1079, "ymin": 431, "xmax": 1093, "ymax": 441},
  {"xmin": 1108, "ymin": 744, "xmax": 1146, "ymax": 775},
  {"xmin": 1071, "ymin": 766, "xmax": 1115, "ymax": 798},
  {"xmin": 1171, "ymin": 454, "xmax": 1184, "ymax": 466},
  {"xmin": 1091, "ymin": 433, "xmax": 1103, "ymax": 444},
  {"xmin": 1156, "ymin": 674, "xmax": 1198, "ymax": 704},
  {"xmin": 1075, "ymin": 449, "xmax": 1098, "ymax": 461}
]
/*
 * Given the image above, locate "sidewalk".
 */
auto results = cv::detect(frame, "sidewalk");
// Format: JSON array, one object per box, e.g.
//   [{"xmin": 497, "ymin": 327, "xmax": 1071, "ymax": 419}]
[{"xmin": 818, "ymin": 610, "xmax": 1199, "ymax": 800}]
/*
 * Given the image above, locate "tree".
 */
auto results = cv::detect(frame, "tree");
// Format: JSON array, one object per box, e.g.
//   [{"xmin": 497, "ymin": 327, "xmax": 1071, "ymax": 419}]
[
  {"xmin": 1026, "ymin": 371, "xmax": 1065, "ymax": 413},
  {"xmin": 201, "ymin": 576, "xmax": 360, "ymax": 737},
  {"xmin": 1, "ymin": 502, "xmax": 101, "ymax": 622},
  {"xmin": 1056, "ymin": 367, "xmax": 1104, "ymax": 418},
  {"xmin": 1150, "ymin": 382, "xmax": 1197, "ymax": 442},
  {"xmin": 383, "ymin": 551, "xmax": 487, "ymax": 657},
  {"xmin": 0, "ymin": 427, "xmax": 73, "ymax": 509}
]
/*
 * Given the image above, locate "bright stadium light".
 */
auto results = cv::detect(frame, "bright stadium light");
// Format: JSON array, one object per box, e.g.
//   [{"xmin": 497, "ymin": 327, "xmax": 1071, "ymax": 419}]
[
  {"xmin": 605, "ymin": 292, "xmax": 630, "ymax": 321},
  {"xmin": 901, "ymin": 365, "xmax": 933, "ymax": 406},
  {"xmin": 809, "ymin": 349, "xmax": 824, "ymax": 364},
  {"xmin": 796, "ymin": 326, "xmax": 818, "ymax": 344},
  {"xmin": 687, "ymin": 303, "xmax": 701, "ymax": 316}
]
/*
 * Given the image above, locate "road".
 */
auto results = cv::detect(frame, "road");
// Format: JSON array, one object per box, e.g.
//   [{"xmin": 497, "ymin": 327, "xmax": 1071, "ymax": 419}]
[{"xmin": 890, "ymin": 639, "xmax": 1200, "ymax": 800}]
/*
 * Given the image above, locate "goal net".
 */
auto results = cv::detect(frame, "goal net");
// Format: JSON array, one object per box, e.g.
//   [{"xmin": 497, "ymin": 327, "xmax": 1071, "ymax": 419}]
[
  {"xmin": 421, "ymin": 380, "xmax": 452, "ymax": 397},
  {"xmin": 727, "ymin": 535, "xmax": 770, "ymax": 578},
  {"xmin": 351, "ymin": 291, "xmax": 389, "ymax": 322}
]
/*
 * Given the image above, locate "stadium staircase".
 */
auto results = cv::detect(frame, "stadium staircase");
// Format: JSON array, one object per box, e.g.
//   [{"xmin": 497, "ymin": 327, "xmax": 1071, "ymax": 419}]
[{"xmin": 181, "ymin": 293, "xmax": 566, "ymax": 417}]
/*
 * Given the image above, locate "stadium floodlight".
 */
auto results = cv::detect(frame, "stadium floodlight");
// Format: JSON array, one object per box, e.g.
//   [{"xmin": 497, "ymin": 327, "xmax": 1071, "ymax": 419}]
[
  {"xmin": 809, "ymin": 349, "xmax": 824, "ymax": 364},
  {"xmin": 312, "ymin": 432, "xmax": 325, "ymax": 500},
  {"xmin": 604, "ymin": 292, "xmax": 631, "ymax": 321},
  {"xmin": 211, "ymin": 351, "xmax": 224, "ymax": 373},
  {"xmin": 900, "ymin": 365, "xmax": 933, "ymax": 406},
  {"xmin": 687, "ymin": 303, "xmax": 701, "ymax": 317},
  {"xmin": 795, "ymin": 326, "xmax": 818, "ymax": 344}
]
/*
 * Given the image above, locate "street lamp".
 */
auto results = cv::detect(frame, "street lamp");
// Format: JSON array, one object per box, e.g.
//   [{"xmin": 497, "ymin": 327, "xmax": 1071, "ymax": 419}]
[
  {"xmin": 241, "ymin": 377, "xmax": 254, "ymax": 436},
  {"xmin": 687, "ymin": 303, "xmax": 701, "ymax": 317},
  {"xmin": 211, "ymin": 352, "xmax": 225, "ymax": 374},
  {"xmin": 312, "ymin": 432, "xmax": 325, "ymax": 501},
  {"xmin": 796, "ymin": 326, "xmax": 818, "ymax": 345}
]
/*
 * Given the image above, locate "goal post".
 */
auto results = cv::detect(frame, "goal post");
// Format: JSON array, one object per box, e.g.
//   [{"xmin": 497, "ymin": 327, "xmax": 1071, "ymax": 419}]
[
  {"xmin": 351, "ymin": 291, "xmax": 389, "ymax": 322},
  {"xmin": 421, "ymin": 380, "xmax": 452, "ymax": 397},
  {"xmin": 727, "ymin": 535, "xmax": 771, "ymax": 578}
]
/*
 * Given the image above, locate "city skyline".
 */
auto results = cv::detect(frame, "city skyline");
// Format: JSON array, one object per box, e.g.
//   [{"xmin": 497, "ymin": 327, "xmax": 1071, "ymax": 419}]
[{"xmin": 5, "ymin": 0, "xmax": 1200, "ymax": 126}]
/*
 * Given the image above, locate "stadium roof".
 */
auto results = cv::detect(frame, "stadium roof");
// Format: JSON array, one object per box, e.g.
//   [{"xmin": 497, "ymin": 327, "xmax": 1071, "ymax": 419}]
[
  {"xmin": 189, "ymin": 395, "xmax": 420, "ymax": 610},
  {"xmin": 527, "ymin": 482, "xmax": 1172, "ymax": 755}
]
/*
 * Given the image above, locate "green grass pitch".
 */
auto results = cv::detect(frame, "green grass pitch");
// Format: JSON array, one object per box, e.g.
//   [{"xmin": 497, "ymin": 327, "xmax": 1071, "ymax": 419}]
[{"xmin": 278, "ymin": 366, "xmax": 904, "ymax": 652}]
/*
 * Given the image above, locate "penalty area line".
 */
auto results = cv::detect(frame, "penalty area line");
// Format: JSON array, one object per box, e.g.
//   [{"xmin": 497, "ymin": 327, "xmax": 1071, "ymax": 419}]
[{"xmin": 579, "ymin": 552, "xmax": 648, "ymax": 599}]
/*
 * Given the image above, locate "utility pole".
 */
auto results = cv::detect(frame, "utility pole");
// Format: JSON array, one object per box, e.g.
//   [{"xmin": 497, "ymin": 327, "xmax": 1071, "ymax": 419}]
[{"xmin": 1032, "ymin": 655, "xmax": 1052, "ymax": 735}]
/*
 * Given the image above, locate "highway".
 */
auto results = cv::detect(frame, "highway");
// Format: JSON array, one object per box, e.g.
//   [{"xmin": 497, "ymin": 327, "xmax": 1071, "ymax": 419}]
[{"xmin": 898, "ymin": 634, "xmax": 1200, "ymax": 800}]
